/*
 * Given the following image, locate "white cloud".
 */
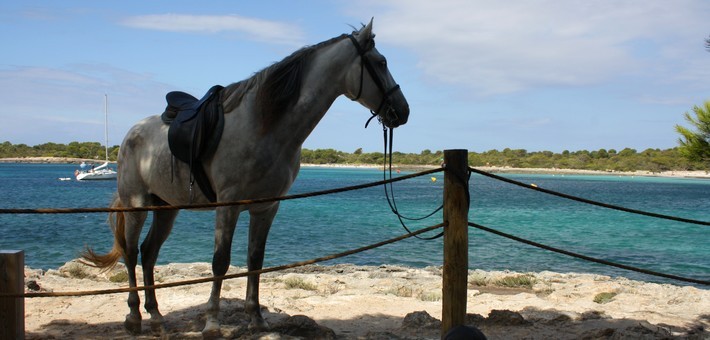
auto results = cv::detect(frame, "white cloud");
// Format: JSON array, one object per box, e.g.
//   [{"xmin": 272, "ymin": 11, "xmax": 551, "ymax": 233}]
[
  {"xmin": 0, "ymin": 65, "xmax": 173, "ymax": 144},
  {"xmin": 121, "ymin": 13, "xmax": 305, "ymax": 46},
  {"xmin": 356, "ymin": 0, "xmax": 709, "ymax": 95}
]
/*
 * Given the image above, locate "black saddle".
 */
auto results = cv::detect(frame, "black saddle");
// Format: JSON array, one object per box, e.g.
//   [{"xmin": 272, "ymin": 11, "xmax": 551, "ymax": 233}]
[{"xmin": 161, "ymin": 85, "xmax": 224, "ymax": 202}]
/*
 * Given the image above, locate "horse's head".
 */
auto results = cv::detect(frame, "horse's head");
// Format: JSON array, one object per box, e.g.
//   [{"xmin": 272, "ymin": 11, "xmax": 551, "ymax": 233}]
[{"xmin": 346, "ymin": 19, "xmax": 409, "ymax": 129}]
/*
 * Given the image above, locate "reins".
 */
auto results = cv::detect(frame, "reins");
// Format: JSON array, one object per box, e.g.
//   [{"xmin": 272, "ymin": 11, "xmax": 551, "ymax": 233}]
[{"xmin": 382, "ymin": 127, "xmax": 445, "ymax": 240}]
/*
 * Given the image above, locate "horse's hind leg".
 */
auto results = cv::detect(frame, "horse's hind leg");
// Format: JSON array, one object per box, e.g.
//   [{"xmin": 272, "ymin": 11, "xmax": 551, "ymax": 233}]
[
  {"xmin": 140, "ymin": 208, "xmax": 179, "ymax": 335},
  {"xmin": 123, "ymin": 211, "xmax": 149, "ymax": 335}
]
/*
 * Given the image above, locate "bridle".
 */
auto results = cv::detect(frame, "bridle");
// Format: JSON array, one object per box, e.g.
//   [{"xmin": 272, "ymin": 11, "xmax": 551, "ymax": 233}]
[
  {"xmin": 348, "ymin": 34, "xmax": 402, "ymax": 128},
  {"xmin": 348, "ymin": 34, "xmax": 445, "ymax": 241}
]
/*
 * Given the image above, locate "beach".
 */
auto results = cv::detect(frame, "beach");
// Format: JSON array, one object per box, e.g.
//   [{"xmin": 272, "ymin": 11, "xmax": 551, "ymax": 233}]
[
  {"xmin": 3, "ymin": 156, "xmax": 710, "ymax": 179},
  {"xmin": 21, "ymin": 260, "xmax": 709, "ymax": 339}
]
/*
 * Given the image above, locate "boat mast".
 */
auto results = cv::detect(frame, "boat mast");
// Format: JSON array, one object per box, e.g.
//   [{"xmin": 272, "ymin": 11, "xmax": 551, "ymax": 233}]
[{"xmin": 104, "ymin": 94, "xmax": 109, "ymax": 162}]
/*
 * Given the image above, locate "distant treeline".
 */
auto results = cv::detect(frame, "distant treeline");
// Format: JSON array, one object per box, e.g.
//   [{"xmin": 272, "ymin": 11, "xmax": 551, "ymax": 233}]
[
  {"xmin": 2, "ymin": 141, "xmax": 708, "ymax": 172},
  {"xmin": 0, "ymin": 141, "xmax": 120, "ymax": 161},
  {"xmin": 303, "ymin": 147, "xmax": 709, "ymax": 172}
]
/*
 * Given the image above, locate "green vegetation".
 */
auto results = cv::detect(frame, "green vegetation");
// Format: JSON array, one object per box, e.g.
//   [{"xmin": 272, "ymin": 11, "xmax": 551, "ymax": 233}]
[
  {"xmin": 302, "ymin": 147, "xmax": 709, "ymax": 172},
  {"xmin": 109, "ymin": 271, "xmax": 129, "ymax": 283},
  {"xmin": 61, "ymin": 262, "xmax": 92, "ymax": 279},
  {"xmin": 492, "ymin": 274, "xmax": 537, "ymax": 289},
  {"xmin": 0, "ymin": 141, "xmax": 119, "ymax": 161},
  {"xmin": 675, "ymin": 101, "xmax": 710, "ymax": 165},
  {"xmin": 283, "ymin": 277, "xmax": 318, "ymax": 291},
  {"xmin": 593, "ymin": 291, "xmax": 618, "ymax": 304},
  {"xmin": 2, "ymin": 141, "xmax": 708, "ymax": 172}
]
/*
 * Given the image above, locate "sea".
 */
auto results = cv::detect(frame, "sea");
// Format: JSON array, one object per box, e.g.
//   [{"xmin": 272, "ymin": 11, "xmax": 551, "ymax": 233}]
[{"xmin": 1, "ymin": 163, "xmax": 708, "ymax": 287}]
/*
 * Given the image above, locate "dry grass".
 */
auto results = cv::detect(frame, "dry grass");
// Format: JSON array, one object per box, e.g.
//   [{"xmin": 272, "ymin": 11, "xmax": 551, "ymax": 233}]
[
  {"xmin": 284, "ymin": 277, "xmax": 318, "ymax": 291},
  {"xmin": 492, "ymin": 274, "xmax": 536, "ymax": 289}
]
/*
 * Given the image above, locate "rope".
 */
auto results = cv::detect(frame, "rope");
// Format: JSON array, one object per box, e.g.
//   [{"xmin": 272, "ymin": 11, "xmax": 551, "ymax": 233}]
[
  {"xmin": 3, "ymin": 223, "xmax": 445, "ymax": 298},
  {"xmin": 470, "ymin": 167, "xmax": 710, "ymax": 226},
  {"xmin": 0, "ymin": 167, "xmax": 443, "ymax": 214},
  {"xmin": 469, "ymin": 222, "xmax": 709, "ymax": 286}
]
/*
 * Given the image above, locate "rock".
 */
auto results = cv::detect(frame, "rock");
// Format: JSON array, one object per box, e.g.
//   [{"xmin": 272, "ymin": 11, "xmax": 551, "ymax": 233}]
[
  {"xmin": 401, "ymin": 311, "xmax": 441, "ymax": 330},
  {"xmin": 466, "ymin": 313, "xmax": 487, "ymax": 326},
  {"xmin": 271, "ymin": 315, "xmax": 336, "ymax": 339},
  {"xmin": 486, "ymin": 310, "xmax": 529, "ymax": 326},
  {"xmin": 26, "ymin": 280, "xmax": 41, "ymax": 291}
]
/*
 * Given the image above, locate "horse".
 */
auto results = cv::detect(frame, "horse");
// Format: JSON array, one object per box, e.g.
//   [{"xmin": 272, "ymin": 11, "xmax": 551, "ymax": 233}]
[{"xmin": 81, "ymin": 19, "xmax": 409, "ymax": 336}]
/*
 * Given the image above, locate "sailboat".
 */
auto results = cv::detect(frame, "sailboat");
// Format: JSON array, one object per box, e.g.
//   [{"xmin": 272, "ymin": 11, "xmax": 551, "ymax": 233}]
[{"xmin": 75, "ymin": 94, "xmax": 118, "ymax": 181}]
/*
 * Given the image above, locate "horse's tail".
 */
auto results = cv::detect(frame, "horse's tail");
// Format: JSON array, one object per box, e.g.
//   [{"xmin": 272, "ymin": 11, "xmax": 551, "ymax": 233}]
[{"xmin": 80, "ymin": 194, "xmax": 126, "ymax": 271}]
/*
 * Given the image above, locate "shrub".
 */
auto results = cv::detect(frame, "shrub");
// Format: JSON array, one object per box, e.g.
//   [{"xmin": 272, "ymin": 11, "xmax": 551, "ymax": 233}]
[
  {"xmin": 593, "ymin": 292, "xmax": 617, "ymax": 304},
  {"xmin": 109, "ymin": 271, "xmax": 129, "ymax": 283},
  {"xmin": 284, "ymin": 277, "xmax": 318, "ymax": 291},
  {"xmin": 493, "ymin": 274, "xmax": 536, "ymax": 289}
]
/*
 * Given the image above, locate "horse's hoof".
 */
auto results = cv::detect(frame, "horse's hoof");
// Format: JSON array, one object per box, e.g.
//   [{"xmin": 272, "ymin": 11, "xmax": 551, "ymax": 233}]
[
  {"xmin": 202, "ymin": 319, "xmax": 221, "ymax": 339},
  {"xmin": 150, "ymin": 321, "xmax": 167, "ymax": 338},
  {"xmin": 124, "ymin": 315, "xmax": 142, "ymax": 335},
  {"xmin": 248, "ymin": 318, "xmax": 269, "ymax": 332},
  {"xmin": 202, "ymin": 327, "xmax": 222, "ymax": 339}
]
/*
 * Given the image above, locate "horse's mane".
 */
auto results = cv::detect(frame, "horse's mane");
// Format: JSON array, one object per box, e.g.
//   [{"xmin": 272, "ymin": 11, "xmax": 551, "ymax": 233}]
[{"xmin": 222, "ymin": 33, "xmax": 350, "ymax": 132}]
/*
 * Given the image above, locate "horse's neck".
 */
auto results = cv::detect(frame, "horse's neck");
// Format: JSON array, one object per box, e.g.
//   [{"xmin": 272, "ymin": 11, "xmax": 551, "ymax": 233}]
[{"xmin": 269, "ymin": 40, "xmax": 353, "ymax": 149}]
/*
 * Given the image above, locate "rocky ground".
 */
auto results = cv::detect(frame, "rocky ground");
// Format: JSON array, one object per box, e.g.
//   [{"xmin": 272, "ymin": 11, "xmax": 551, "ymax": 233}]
[{"xmin": 19, "ymin": 261, "xmax": 709, "ymax": 339}]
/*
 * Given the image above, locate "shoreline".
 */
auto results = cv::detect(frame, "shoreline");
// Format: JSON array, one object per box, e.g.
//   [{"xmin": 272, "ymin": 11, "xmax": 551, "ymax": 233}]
[
  {"xmin": 23, "ymin": 261, "xmax": 709, "ymax": 339},
  {"xmin": 3, "ymin": 157, "xmax": 708, "ymax": 179},
  {"xmin": 0, "ymin": 156, "xmax": 116, "ymax": 164}
]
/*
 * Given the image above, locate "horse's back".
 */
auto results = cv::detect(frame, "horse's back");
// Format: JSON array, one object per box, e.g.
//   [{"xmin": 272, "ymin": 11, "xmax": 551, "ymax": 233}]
[{"xmin": 118, "ymin": 115, "xmax": 176, "ymax": 202}]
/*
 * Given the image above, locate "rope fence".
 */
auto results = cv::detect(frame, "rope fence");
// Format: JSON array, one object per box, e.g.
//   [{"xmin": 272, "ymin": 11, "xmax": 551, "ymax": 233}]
[
  {"xmin": 469, "ymin": 167, "xmax": 710, "ymax": 226},
  {"xmin": 468, "ymin": 222, "xmax": 709, "ymax": 286},
  {"xmin": 1, "ymin": 164, "xmax": 708, "ymax": 300},
  {"xmin": 2, "ymin": 155, "xmax": 708, "ymax": 339},
  {"xmin": 0, "ymin": 168, "xmax": 443, "ymax": 214},
  {"xmin": 1, "ymin": 223, "xmax": 445, "ymax": 298}
]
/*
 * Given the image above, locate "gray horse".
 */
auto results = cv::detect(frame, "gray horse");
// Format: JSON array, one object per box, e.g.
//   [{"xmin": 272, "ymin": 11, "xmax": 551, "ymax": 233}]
[{"xmin": 82, "ymin": 19, "xmax": 409, "ymax": 336}]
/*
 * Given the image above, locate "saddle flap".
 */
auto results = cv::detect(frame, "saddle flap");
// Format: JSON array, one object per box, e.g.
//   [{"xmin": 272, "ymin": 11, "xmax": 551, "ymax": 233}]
[{"xmin": 163, "ymin": 85, "xmax": 225, "ymax": 203}]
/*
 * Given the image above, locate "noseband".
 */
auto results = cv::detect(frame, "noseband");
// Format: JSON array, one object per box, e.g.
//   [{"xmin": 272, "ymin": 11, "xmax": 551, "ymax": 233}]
[{"xmin": 348, "ymin": 35, "xmax": 402, "ymax": 128}]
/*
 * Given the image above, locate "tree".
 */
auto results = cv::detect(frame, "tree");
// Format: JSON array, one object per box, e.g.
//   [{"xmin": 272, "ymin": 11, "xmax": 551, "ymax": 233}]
[{"xmin": 675, "ymin": 101, "xmax": 710, "ymax": 163}]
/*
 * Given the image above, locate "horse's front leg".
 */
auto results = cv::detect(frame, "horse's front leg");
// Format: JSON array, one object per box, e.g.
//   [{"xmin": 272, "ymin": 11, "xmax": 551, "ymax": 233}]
[
  {"xmin": 203, "ymin": 206, "xmax": 239, "ymax": 337},
  {"xmin": 245, "ymin": 204, "xmax": 278, "ymax": 330},
  {"xmin": 140, "ymin": 209, "xmax": 178, "ymax": 336}
]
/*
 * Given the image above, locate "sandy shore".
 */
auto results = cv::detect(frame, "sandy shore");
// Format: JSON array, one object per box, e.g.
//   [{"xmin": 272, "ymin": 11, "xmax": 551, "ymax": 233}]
[
  {"xmin": 20, "ymin": 260, "xmax": 709, "ymax": 339},
  {"xmin": 0, "ymin": 157, "xmax": 115, "ymax": 165},
  {"xmin": 474, "ymin": 166, "xmax": 710, "ymax": 179},
  {"xmin": 3, "ymin": 157, "xmax": 708, "ymax": 179}
]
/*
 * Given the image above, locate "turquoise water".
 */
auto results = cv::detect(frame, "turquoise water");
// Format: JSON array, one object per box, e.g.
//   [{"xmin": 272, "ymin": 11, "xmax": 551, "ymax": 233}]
[{"xmin": 0, "ymin": 163, "xmax": 708, "ymax": 286}]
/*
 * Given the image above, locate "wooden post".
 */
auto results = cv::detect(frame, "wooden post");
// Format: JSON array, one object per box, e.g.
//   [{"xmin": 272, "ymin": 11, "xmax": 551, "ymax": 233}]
[
  {"xmin": 441, "ymin": 149, "xmax": 469, "ymax": 338},
  {"xmin": 0, "ymin": 250, "xmax": 25, "ymax": 340}
]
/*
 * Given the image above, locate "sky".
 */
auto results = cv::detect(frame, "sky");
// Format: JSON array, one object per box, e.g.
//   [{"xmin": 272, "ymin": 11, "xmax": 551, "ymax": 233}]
[{"xmin": 1, "ymin": 1, "xmax": 708, "ymax": 153}]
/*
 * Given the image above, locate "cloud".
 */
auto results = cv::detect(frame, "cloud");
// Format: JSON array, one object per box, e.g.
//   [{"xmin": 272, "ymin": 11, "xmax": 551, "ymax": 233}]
[
  {"xmin": 356, "ymin": 0, "xmax": 709, "ymax": 96},
  {"xmin": 0, "ymin": 65, "xmax": 174, "ymax": 144},
  {"xmin": 120, "ymin": 13, "xmax": 305, "ymax": 46}
]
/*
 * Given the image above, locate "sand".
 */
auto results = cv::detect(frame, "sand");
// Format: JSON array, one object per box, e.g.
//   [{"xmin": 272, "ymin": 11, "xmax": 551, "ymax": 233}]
[
  {"xmin": 19, "ymin": 260, "xmax": 709, "ymax": 339},
  {"xmin": 2, "ymin": 157, "xmax": 709, "ymax": 179}
]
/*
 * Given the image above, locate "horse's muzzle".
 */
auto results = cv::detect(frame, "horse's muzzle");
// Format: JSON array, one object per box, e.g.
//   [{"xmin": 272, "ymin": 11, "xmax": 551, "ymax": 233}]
[{"xmin": 382, "ymin": 100, "xmax": 409, "ymax": 128}]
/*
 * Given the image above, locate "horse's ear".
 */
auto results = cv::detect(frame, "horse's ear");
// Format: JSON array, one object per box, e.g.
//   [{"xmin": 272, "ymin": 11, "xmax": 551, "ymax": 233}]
[{"xmin": 357, "ymin": 18, "xmax": 374, "ymax": 47}]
